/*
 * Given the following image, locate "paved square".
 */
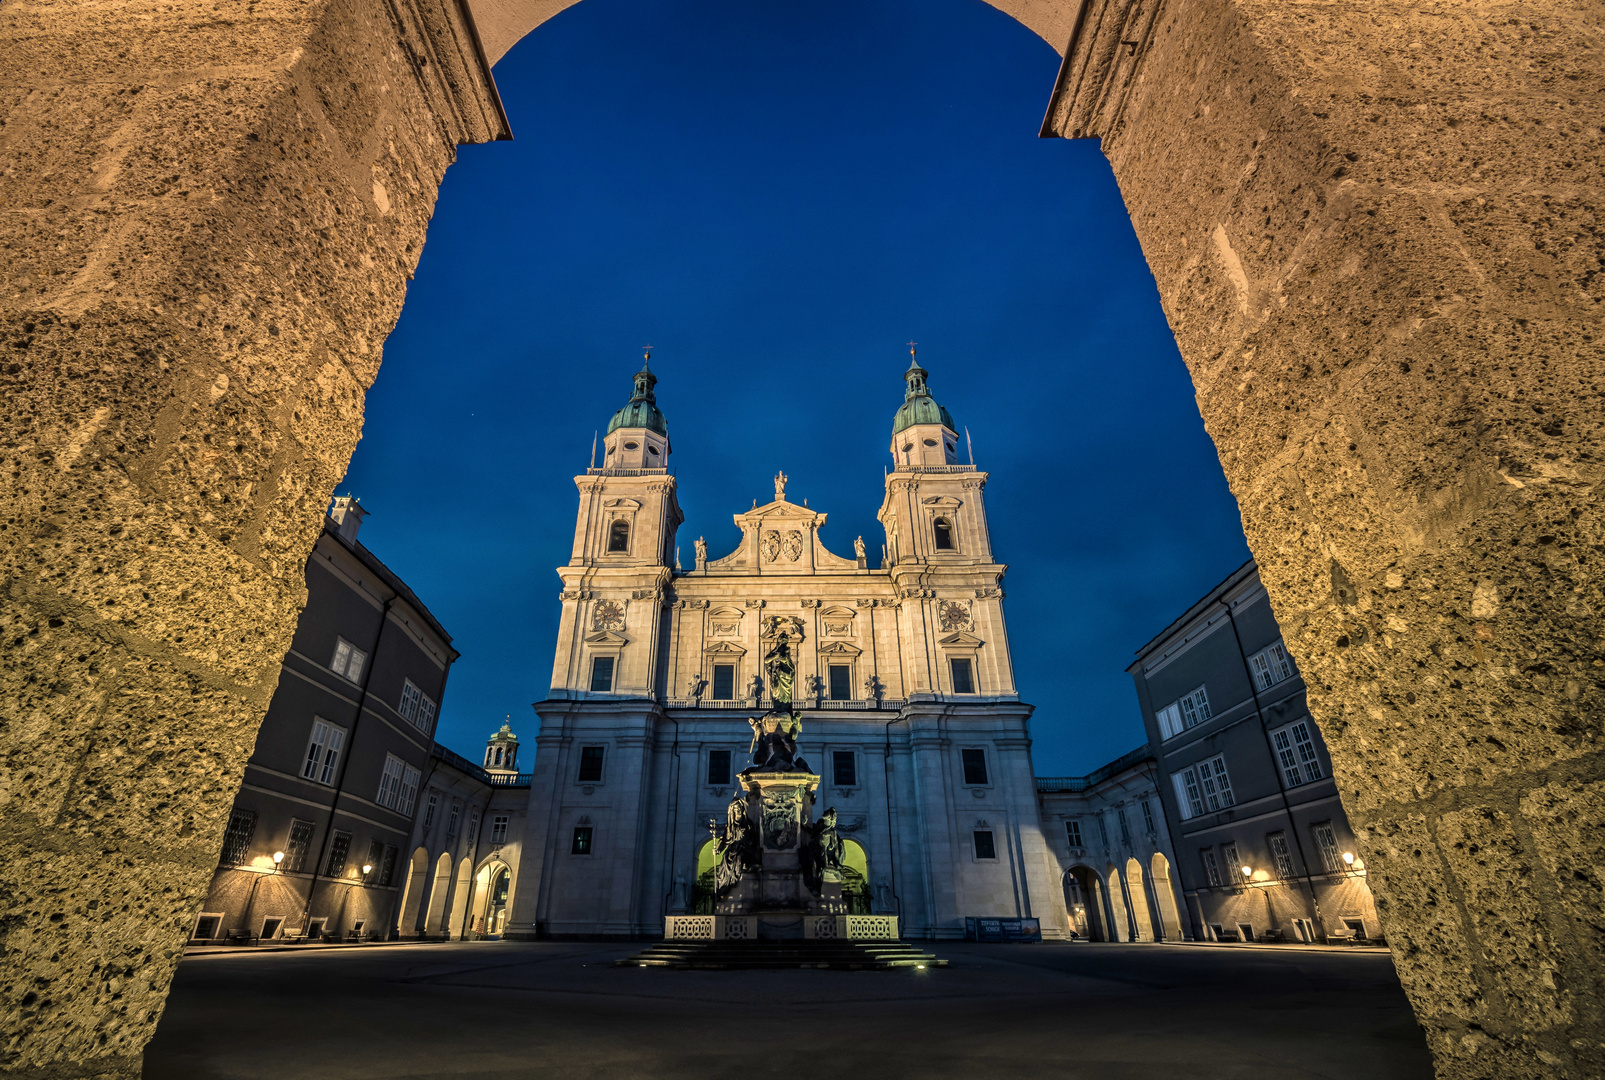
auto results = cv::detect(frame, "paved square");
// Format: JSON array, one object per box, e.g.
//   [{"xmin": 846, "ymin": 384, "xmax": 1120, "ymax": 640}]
[{"xmin": 146, "ymin": 941, "xmax": 1432, "ymax": 1079}]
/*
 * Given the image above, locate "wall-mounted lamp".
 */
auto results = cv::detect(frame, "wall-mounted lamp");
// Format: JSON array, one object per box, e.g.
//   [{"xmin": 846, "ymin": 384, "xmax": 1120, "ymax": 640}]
[
  {"xmin": 1240, "ymin": 865, "xmax": 1253, "ymax": 879},
  {"xmin": 272, "ymin": 851, "xmax": 285, "ymax": 868},
  {"xmin": 1341, "ymin": 852, "xmax": 1355, "ymax": 866}
]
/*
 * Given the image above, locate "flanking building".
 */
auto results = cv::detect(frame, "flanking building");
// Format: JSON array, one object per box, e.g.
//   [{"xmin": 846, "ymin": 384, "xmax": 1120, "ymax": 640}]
[
  {"xmin": 1036, "ymin": 747, "xmax": 1186, "ymax": 942},
  {"xmin": 509, "ymin": 353, "xmax": 1071, "ymax": 940},
  {"xmin": 1129, "ymin": 561, "xmax": 1381, "ymax": 944},
  {"xmin": 193, "ymin": 500, "xmax": 458, "ymax": 944},
  {"xmin": 395, "ymin": 724, "xmax": 530, "ymax": 940}
]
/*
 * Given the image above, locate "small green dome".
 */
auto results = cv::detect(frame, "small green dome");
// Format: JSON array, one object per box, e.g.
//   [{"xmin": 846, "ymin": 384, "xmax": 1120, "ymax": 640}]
[
  {"xmin": 891, "ymin": 354, "xmax": 955, "ymax": 436},
  {"xmin": 606, "ymin": 356, "xmax": 668, "ymax": 436}
]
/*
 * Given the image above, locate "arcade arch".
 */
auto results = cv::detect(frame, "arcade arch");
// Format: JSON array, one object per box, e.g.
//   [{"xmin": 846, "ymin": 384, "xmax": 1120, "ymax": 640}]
[
  {"xmin": 423, "ymin": 853, "xmax": 454, "ymax": 934},
  {"xmin": 1064, "ymin": 866, "xmax": 1105, "ymax": 942},
  {"xmin": 446, "ymin": 858, "xmax": 475, "ymax": 937},
  {"xmin": 1122, "ymin": 858, "xmax": 1153, "ymax": 943},
  {"xmin": 1149, "ymin": 853, "xmax": 1185, "ymax": 943},
  {"xmin": 1104, "ymin": 866, "xmax": 1131, "ymax": 944},
  {"xmin": 397, "ymin": 848, "xmax": 432, "ymax": 937},
  {"xmin": 0, "ymin": 2, "xmax": 1596, "ymax": 1077}
]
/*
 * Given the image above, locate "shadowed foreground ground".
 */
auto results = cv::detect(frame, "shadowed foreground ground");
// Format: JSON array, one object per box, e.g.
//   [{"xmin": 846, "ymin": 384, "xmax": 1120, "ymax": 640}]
[{"xmin": 146, "ymin": 941, "xmax": 1433, "ymax": 1079}]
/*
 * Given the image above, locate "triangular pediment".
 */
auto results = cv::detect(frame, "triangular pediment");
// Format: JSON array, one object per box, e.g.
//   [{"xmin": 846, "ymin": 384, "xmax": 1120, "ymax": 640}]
[
  {"xmin": 936, "ymin": 631, "xmax": 984, "ymax": 648},
  {"xmin": 703, "ymin": 640, "xmax": 748, "ymax": 656},
  {"xmin": 921, "ymin": 495, "xmax": 963, "ymax": 508},
  {"xmin": 746, "ymin": 500, "xmax": 821, "ymax": 520},
  {"xmin": 818, "ymin": 640, "xmax": 862, "ymax": 657},
  {"xmin": 604, "ymin": 497, "xmax": 642, "ymax": 510},
  {"xmin": 583, "ymin": 629, "xmax": 630, "ymax": 645}
]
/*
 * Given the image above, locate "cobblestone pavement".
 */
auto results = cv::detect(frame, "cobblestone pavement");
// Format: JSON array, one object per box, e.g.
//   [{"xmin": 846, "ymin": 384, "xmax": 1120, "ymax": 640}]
[{"xmin": 145, "ymin": 940, "xmax": 1433, "ymax": 1079}]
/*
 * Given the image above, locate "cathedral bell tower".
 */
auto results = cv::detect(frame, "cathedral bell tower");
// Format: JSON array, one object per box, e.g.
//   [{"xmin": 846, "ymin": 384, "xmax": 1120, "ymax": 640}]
[{"xmin": 551, "ymin": 352, "xmax": 683, "ymax": 697}]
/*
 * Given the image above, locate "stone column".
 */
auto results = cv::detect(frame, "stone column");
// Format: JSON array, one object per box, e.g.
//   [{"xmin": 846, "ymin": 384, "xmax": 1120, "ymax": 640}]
[
  {"xmin": 0, "ymin": 0, "xmax": 507, "ymax": 1074},
  {"xmin": 1044, "ymin": 1, "xmax": 1602, "ymax": 1075}
]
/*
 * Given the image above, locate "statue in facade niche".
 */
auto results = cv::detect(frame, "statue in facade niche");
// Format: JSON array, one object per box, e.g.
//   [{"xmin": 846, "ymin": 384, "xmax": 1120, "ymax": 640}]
[{"xmin": 763, "ymin": 630, "xmax": 796, "ymax": 706}]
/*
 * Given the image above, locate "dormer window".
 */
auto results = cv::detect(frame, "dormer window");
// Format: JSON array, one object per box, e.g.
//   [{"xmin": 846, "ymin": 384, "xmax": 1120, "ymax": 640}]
[
  {"xmin": 608, "ymin": 520, "xmax": 630, "ymax": 553},
  {"xmin": 933, "ymin": 517, "xmax": 954, "ymax": 550}
]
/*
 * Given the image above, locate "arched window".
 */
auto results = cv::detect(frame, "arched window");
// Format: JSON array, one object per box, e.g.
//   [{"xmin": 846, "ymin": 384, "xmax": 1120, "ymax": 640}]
[
  {"xmin": 933, "ymin": 517, "xmax": 954, "ymax": 550},
  {"xmin": 607, "ymin": 520, "xmax": 630, "ymax": 553}
]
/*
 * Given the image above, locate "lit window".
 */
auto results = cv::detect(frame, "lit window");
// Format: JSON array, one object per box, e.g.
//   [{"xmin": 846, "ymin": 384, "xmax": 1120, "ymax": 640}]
[
  {"xmin": 1249, "ymin": 641, "xmax": 1295, "ymax": 690},
  {"xmin": 961, "ymin": 748, "xmax": 988, "ymax": 786},
  {"xmin": 301, "ymin": 719, "xmax": 346, "ymax": 786},
  {"xmin": 1271, "ymin": 720, "xmax": 1324, "ymax": 786},
  {"xmin": 490, "ymin": 816, "xmax": 509, "ymax": 845},
  {"xmin": 707, "ymin": 749, "xmax": 731, "ymax": 786},
  {"xmin": 832, "ymin": 750, "xmax": 857, "ymax": 788},
  {"xmin": 1171, "ymin": 754, "xmax": 1234, "ymax": 820},
  {"xmin": 219, "ymin": 808, "xmax": 256, "ymax": 866},
  {"xmin": 828, "ymin": 664, "xmax": 852, "ymax": 701},
  {"xmin": 933, "ymin": 517, "xmax": 954, "ymax": 550},
  {"xmin": 572, "ymin": 826, "xmax": 594, "ymax": 855},
  {"xmin": 330, "ymin": 637, "xmax": 368, "ymax": 682},
  {"xmin": 1065, "ymin": 819, "xmax": 1083, "ymax": 848},
  {"xmin": 950, "ymin": 657, "xmax": 975, "ymax": 694},
  {"xmin": 590, "ymin": 656, "xmax": 615, "ymax": 692},
  {"xmin": 712, "ymin": 664, "xmax": 735, "ymax": 700},
  {"xmin": 1312, "ymin": 822, "xmax": 1342, "ymax": 873},
  {"xmin": 376, "ymin": 754, "xmax": 406, "ymax": 810},
  {"xmin": 607, "ymin": 520, "xmax": 630, "ymax": 553},
  {"xmin": 1268, "ymin": 831, "xmax": 1297, "ymax": 878},
  {"xmin": 973, "ymin": 830, "xmax": 996, "ymax": 859},
  {"xmin": 578, "ymin": 745, "xmax": 606, "ymax": 783}
]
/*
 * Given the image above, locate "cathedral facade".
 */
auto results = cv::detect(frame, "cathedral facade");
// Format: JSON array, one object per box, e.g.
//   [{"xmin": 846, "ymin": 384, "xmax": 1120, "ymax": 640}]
[{"xmin": 507, "ymin": 355, "xmax": 1071, "ymax": 940}]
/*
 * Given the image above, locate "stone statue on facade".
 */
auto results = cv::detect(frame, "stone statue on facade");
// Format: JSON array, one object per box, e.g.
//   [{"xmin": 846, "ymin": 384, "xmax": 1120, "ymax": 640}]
[
  {"xmin": 854, "ymin": 535, "xmax": 865, "ymax": 560},
  {"xmin": 745, "ymin": 711, "xmax": 810, "ymax": 774},
  {"xmin": 801, "ymin": 806, "xmax": 845, "ymax": 894},
  {"xmin": 763, "ymin": 630, "xmax": 796, "ymax": 706},
  {"xmin": 710, "ymin": 792, "xmax": 758, "ymax": 894},
  {"xmin": 694, "ymin": 535, "xmax": 707, "ymax": 569}
]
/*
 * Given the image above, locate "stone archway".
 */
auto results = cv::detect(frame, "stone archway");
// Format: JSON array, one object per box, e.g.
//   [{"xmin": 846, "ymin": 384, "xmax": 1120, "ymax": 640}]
[
  {"xmin": 1123, "ymin": 857, "xmax": 1153, "ymax": 942},
  {"xmin": 1103, "ymin": 865, "xmax": 1131, "ymax": 942},
  {"xmin": 0, "ymin": 2, "xmax": 1599, "ymax": 1077},
  {"xmin": 1149, "ymin": 853, "xmax": 1185, "ymax": 942},
  {"xmin": 396, "ymin": 847, "xmax": 432, "ymax": 937},
  {"xmin": 423, "ymin": 853, "xmax": 455, "ymax": 933}
]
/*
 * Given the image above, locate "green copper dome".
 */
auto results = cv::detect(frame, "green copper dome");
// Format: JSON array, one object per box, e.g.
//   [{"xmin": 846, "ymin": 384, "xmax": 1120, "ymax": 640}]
[
  {"xmin": 606, "ymin": 356, "xmax": 668, "ymax": 436},
  {"xmin": 891, "ymin": 354, "xmax": 955, "ymax": 436}
]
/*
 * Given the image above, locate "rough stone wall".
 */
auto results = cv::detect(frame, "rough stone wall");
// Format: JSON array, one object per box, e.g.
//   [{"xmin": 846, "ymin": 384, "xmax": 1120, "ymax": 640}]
[
  {"xmin": 1045, "ymin": 0, "xmax": 1603, "ymax": 1075},
  {"xmin": 0, "ymin": 1, "xmax": 504, "ymax": 1075}
]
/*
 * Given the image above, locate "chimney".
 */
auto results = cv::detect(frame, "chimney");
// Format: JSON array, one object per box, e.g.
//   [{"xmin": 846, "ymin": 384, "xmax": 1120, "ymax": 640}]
[{"xmin": 329, "ymin": 496, "xmax": 368, "ymax": 543}]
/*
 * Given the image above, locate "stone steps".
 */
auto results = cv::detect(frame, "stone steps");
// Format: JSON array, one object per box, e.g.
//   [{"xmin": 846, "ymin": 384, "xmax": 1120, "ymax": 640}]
[{"xmin": 614, "ymin": 940, "xmax": 947, "ymax": 970}]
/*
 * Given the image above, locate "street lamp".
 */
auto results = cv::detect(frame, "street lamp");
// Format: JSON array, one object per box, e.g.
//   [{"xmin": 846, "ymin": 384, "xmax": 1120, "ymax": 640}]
[
  {"xmin": 1342, "ymin": 852, "xmax": 1355, "ymax": 866},
  {"xmin": 273, "ymin": 851, "xmax": 285, "ymax": 868},
  {"xmin": 1240, "ymin": 865, "xmax": 1253, "ymax": 880}
]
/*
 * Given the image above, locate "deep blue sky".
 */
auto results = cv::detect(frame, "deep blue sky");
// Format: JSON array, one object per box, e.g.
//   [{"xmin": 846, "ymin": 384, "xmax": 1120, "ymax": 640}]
[{"xmin": 341, "ymin": 0, "xmax": 1250, "ymax": 775}]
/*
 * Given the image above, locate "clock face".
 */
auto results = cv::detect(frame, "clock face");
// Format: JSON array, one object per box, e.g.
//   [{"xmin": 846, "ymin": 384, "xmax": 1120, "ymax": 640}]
[
  {"xmin": 593, "ymin": 600, "xmax": 625, "ymax": 631},
  {"xmin": 939, "ymin": 601, "xmax": 972, "ymax": 632}
]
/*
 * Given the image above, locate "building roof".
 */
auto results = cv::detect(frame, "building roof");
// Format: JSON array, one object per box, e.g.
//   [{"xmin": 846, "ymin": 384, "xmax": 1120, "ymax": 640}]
[
  {"xmin": 430, "ymin": 742, "xmax": 531, "ymax": 788},
  {"xmin": 1129, "ymin": 557, "xmax": 1259, "ymax": 664},
  {"xmin": 606, "ymin": 356, "xmax": 668, "ymax": 436},
  {"xmin": 323, "ymin": 515, "xmax": 458, "ymax": 655},
  {"xmin": 1035, "ymin": 745, "xmax": 1155, "ymax": 793},
  {"xmin": 891, "ymin": 354, "xmax": 956, "ymax": 436}
]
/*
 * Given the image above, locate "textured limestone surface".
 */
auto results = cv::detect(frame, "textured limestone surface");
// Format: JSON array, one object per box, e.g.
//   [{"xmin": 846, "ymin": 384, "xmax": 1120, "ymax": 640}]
[
  {"xmin": 0, "ymin": 0, "xmax": 505, "ymax": 1076},
  {"xmin": 1044, "ymin": 0, "xmax": 1604, "ymax": 1076}
]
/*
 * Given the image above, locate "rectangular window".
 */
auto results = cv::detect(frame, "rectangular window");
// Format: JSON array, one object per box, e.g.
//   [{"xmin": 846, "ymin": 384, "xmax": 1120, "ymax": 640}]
[
  {"xmin": 284, "ymin": 819, "xmax": 315, "ymax": 873},
  {"xmin": 468, "ymin": 810, "xmax": 479, "ymax": 840},
  {"xmin": 491, "ymin": 815, "xmax": 509, "ymax": 845},
  {"xmin": 301, "ymin": 719, "xmax": 346, "ymax": 786},
  {"xmin": 1200, "ymin": 848, "xmax": 1222, "ymax": 887},
  {"xmin": 1117, "ymin": 807, "xmax": 1132, "ymax": 846},
  {"xmin": 577, "ymin": 745, "xmax": 606, "ymax": 783},
  {"xmin": 707, "ymin": 749, "xmax": 731, "ymax": 786},
  {"xmin": 398, "ymin": 765, "xmax": 421, "ymax": 816},
  {"xmin": 589, "ymin": 656, "xmax": 615, "ymax": 692},
  {"xmin": 447, "ymin": 803, "xmax": 460, "ymax": 838},
  {"xmin": 949, "ymin": 657, "xmax": 975, "ymax": 694},
  {"xmin": 832, "ymin": 750, "xmax": 857, "ymax": 788},
  {"xmin": 379, "ymin": 845, "xmax": 398, "ymax": 887},
  {"xmin": 1271, "ymin": 719, "xmax": 1325, "ymax": 787},
  {"xmin": 417, "ymin": 695, "xmax": 437, "ymax": 733},
  {"xmin": 711, "ymin": 664, "xmax": 735, "ymax": 700},
  {"xmin": 365, "ymin": 839, "xmax": 385, "ymax": 879},
  {"xmin": 1249, "ymin": 641, "xmax": 1295, "ymax": 691},
  {"xmin": 1176, "ymin": 686, "xmax": 1212, "ymax": 729},
  {"xmin": 1222, "ymin": 841, "xmax": 1242, "ymax": 880},
  {"xmin": 219, "ymin": 808, "xmax": 256, "ymax": 866},
  {"xmin": 325, "ymin": 831, "xmax": 351, "ymax": 877},
  {"xmin": 377, "ymin": 754, "xmax": 406, "ymax": 810},
  {"xmin": 1269, "ymin": 831, "xmax": 1296, "ymax": 879},
  {"xmin": 422, "ymin": 793, "xmax": 438, "ymax": 830},
  {"xmin": 828, "ymin": 664, "xmax": 852, "ymax": 701},
  {"xmin": 1196, "ymin": 754, "xmax": 1234, "ymax": 810},
  {"xmin": 398, "ymin": 679, "xmax": 438, "ymax": 733},
  {"xmin": 330, "ymin": 637, "xmax": 367, "ymax": 682},
  {"xmin": 193, "ymin": 914, "xmax": 222, "ymax": 941},
  {"xmin": 400, "ymin": 679, "xmax": 420, "ymax": 721},
  {"xmin": 973, "ymin": 830, "xmax": 997, "ymax": 860},
  {"xmin": 1172, "ymin": 769, "xmax": 1205, "ymax": 820},
  {"xmin": 1097, "ymin": 814, "xmax": 1110, "ymax": 848},
  {"xmin": 1141, "ymin": 799, "xmax": 1156, "ymax": 835},
  {"xmin": 572, "ymin": 826, "xmax": 594, "ymax": 855},
  {"xmin": 961, "ymin": 748, "xmax": 989, "ymax": 786},
  {"xmin": 1155, "ymin": 702, "xmax": 1182, "ymax": 740},
  {"xmin": 1065, "ymin": 819, "xmax": 1083, "ymax": 848},
  {"xmin": 1312, "ymin": 821, "xmax": 1342, "ymax": 873}
]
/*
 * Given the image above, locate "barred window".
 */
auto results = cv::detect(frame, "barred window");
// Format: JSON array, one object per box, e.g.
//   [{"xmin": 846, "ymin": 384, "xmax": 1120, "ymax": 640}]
[
  {"xmin": 325, "ymin": 831, "xmax": 351, "ymax": 877},
  {"xmin": 219, "ymin": 809, "xmax": 256, "ymax": 866},
  {"xmin": 378, "ymin": 845, "xmax": 398, "ymax": 887},
  {"xmin": 284, "ymin": 819, "xmax": 315, "ymax": 872},
  {"xmin": 1269, "ymin": 831, "xmax": 1296, "ymax": 879},
  {"xmin": 1200, "ymin": 848, "xmax": 1222, "ymax": 887},
  {"xmin": 1312, "ymin": 821, "xmax": 1342, "ymax": 873}
]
